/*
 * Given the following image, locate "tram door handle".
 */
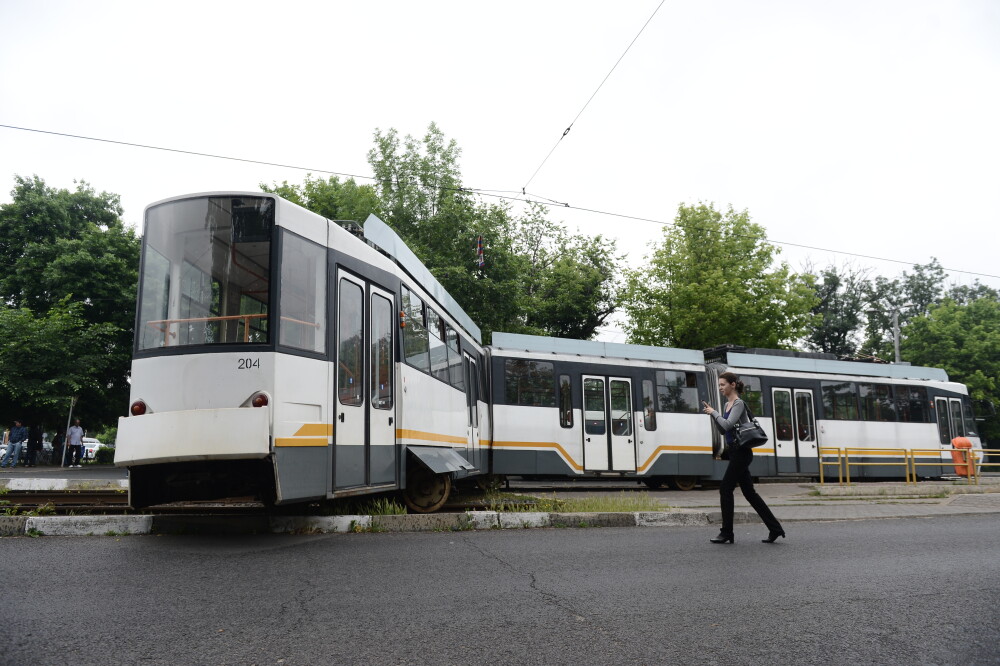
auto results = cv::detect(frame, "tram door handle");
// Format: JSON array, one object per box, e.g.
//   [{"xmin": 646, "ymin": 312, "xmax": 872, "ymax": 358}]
[
  {"xmin": 338, "ymin": 413, "xmax": 345, "ymax": 423},
  {"xmin": 388, "ymin": 417, "xmax": 394, "ymax": 426}
]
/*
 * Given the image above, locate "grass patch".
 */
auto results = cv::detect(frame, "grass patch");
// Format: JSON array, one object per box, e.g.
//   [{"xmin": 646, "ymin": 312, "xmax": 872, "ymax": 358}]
[
  {"xmin": 306, "ymin": 495, "xmax": 407, "ymax": 516},
  {"xmin": 484, "ymin": 491, "xmax": 664, "ymax": 513}
]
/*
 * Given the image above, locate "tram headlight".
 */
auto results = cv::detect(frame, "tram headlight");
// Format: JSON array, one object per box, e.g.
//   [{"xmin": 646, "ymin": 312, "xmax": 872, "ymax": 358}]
[
  {"xmin": 130, "ymin": 400, "xmax": 148, "ymax": 416},
  {"xmin": 251, "ymin": 392, "xmax": 269, "ymax": 408}
]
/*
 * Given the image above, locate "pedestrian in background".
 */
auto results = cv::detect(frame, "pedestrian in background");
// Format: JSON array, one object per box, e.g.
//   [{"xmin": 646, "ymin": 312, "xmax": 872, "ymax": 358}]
[
  {"xmin": 66, "ymin": 418, "xmax": 84, "ymax": 468},
  {"xmin": 702, "ymin": 372, "xmax": 785, "ymax": 545},
  {"xmin": 26, "ymin": 424, "xmax": 43, "ymax": 467},
  {"xmin": 0, "ymin": 420, "xmax": 29, "ymax": 468},
  {"xmin": 51, "ymin": 431, "xmax": 64, "ymax": 467}
]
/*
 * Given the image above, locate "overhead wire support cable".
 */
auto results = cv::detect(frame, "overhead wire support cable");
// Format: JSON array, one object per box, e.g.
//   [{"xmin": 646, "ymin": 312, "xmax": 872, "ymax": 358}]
[
  {"xmin": 2, "ymin": 122, "xmax": 998, "ymax": 281},
  {"xmin": 520, "ymin": 0, "xmax": 666, "ymax": 194}
]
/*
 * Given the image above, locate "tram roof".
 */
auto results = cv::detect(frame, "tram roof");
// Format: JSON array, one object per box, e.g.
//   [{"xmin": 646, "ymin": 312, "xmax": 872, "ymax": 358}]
[
  {"xmin": 723, "ymin": 352, "xmax": 950, "ymax": 382},
  {"xmin": 363, "ymin": 214, "xmax": 482, "ymax": 344},
  {"xmin": 490, "ymin": 332, "xmax": 705, "ymax": 364}
]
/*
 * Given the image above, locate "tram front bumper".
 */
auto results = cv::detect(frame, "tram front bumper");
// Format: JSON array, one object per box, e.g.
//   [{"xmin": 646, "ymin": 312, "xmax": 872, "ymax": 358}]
[{"xmin": 115, "ymin": 408, "xmax": 270, "ymax": 466}]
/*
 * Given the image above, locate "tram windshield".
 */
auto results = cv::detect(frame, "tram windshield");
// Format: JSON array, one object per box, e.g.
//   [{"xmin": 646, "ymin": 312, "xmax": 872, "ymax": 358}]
[{"xmin": 137, "ymin": 196, "xmax": 273, "ymax": 350}]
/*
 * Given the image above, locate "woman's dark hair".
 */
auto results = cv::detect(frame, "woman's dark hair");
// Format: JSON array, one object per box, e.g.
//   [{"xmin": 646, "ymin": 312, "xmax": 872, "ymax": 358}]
[{"xmin": 719, "ymin": 371, "xmax": 745, "ymax": 395}]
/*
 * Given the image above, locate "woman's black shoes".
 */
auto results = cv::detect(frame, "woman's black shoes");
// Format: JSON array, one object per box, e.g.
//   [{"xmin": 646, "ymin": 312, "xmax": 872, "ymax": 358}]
[
  {"xmin": 709, "ymin": 533, "xmax": 734, "ymax": 544},
  {"xmin": 762, "ymin": 529, "xmax": 786, "ymax": 543}
]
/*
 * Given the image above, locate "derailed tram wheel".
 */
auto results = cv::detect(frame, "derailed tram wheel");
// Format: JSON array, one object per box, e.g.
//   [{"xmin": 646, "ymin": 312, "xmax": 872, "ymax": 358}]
[
  {"xmin": 671, "ymin": 475, "xmax": 698, "ymax": 491},
  {"xmin": 402, "ymin": 464, "xmax": 452, "ymax": 513}
]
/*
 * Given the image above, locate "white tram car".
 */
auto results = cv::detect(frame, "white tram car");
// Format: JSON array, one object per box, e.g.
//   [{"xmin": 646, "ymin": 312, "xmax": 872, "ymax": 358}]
[
  {"xmin": 489, "ymin": 334, "xmax": 983, "ymax": 488},
  {"xmin": 116, "ymin": 193, "xmax": 487, "ymax": 511},
  {"xmin": 117, "ymin": 191, "xmax": 984, "ymax": 511}
]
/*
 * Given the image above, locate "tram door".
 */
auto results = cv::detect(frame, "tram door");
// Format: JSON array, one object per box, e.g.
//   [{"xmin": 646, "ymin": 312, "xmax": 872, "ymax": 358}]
[
  {"xmin": 464, "ymin": 353, "xmax": 482, "ymax": 472},
  {"xmin": 772, "ymin": 388, "xmax": 818, "ymax": 474},
  {"xmin": 334, "ymin": 272, "xmax": 397, "ymax": 489},
  {"xmin": 582, "ymin": 375, "xmax": 636, "ymax": 472},
  {"xmin": 368, "ymin": 285, "xmax": 396, "ymax": 485}
]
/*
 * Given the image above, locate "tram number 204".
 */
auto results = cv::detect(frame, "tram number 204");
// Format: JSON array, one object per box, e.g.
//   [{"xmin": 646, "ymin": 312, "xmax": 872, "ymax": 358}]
[{"xmin": 238, "ymin": 358, "xmax": 260, "ymax": 370}]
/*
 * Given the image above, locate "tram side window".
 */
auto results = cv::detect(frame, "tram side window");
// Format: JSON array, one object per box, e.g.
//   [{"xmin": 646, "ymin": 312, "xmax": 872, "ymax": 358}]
[
  {"xmin": 370, "ymin": 294, "xmax": 393, "ymax": 410},
  {"xmin": 337, "ymin": 279, "xmax": 364, "ymax": 406},
  {"xmin": 741, "ymin": 376, "xmax": 763, "ymax": 415},
  {"xmin": 655, "ymin": 370, "xmax": 699, "ymax": 413},
  {"xmin": 962, "ymin": 398, "xmax": 978, "ymax": 437},
  {"xmin": 445, "ymin": 325, "xmax": 465, "ymax": 391},
  {"xmin": 821, "ymin": 381, "xmax": 859, "ymax": 420},
  {"xmin": 426, "ymin": 309, "xmax": 449, "ymax": 384},
  {"xmin": 559, "ymin": 375, "xmax": 573, "ymax": 428},
  {"xmin": 642, "ymin": 379, "xmax": 657, "ymax": 431},
  {"xmin": 279, "ymin": 233, "xmax": 326, "ymax": 353},
  {"xmin": 401, "ymin": 286, "xmax": 430, "ymax": 372},
  {"xmin": 860, "ymin": 383, "xmax": 896, "ymax": 422},
  {"xmin": 897, "ymin": 386, "xmax": 929, "ymax": 423},
  {"xmin": 504, "ymin": 360, "xmax": 556, "ymax": 407}
]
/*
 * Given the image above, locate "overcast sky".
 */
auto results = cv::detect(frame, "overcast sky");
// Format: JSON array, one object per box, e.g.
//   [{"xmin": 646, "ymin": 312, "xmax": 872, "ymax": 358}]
[{"xmin": 2, "ymin": 0, "xmax": 998, "ymax": 341}]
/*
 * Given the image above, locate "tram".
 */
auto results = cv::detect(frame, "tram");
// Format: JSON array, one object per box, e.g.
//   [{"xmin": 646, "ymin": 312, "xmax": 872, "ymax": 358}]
[
  {"xmin": 116, "ymin": 191, "xmax": 984, "ymax": 511},
  {"xmin": 116, "ymin": 192, "xmax": 486, "ymax": 511},
  {"xmin": 489, "ymin": 334, "xmax": 982, "ymax": 489}
]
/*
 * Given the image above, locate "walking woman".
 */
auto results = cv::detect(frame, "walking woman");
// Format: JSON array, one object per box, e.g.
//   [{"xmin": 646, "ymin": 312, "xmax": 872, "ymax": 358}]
[{"xmin": 701, "ymin": 372, "xmax": 785, "ymax": 544}]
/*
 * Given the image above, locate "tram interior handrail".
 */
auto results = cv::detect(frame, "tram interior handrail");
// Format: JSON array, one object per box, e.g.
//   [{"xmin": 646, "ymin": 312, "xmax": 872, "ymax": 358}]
[{"xmin": 146, "ymin": 313, "xmax": 319, "ymax": 345}]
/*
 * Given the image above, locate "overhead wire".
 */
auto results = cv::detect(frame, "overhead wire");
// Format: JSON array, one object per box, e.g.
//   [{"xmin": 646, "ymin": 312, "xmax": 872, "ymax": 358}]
[
  {"xmin": 520, "ymin": 0, "xmax": 666, "ymax": 195},
  {"xmin": 2, "ymin": 122, "xmax": 999, "ymax": 281}
]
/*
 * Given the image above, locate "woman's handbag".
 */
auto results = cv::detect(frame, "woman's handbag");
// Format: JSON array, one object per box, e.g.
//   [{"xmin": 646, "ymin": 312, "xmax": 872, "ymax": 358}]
[{"xmin": 735, "ymin": 404, "xmax": 769, "ymax": 449}]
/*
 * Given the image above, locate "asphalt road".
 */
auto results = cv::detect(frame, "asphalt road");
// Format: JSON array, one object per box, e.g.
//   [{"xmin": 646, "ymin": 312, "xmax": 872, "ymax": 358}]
[{"xmin": 2, "ymin": 516, "xmax": 998, "ymax": 666}]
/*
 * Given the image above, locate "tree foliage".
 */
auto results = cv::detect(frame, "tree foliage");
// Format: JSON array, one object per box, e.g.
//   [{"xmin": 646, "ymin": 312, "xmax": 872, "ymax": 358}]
[
  {"xmin": 903, "ymin": 296, "xmax": 1000, "ymax": 441},
  {"xmin": 0, "ymin": 175, "xmax": 140, "ymax": 429},
  {"xmin": 621, "ymin": 203, "xmax": 817, "ymax": 350},
  {"xmin": 261, "ymin": 175, "xmax": 382, "ymax": 226},
  {"xmin": 859, "ymin": 259, "xmax": 947, "ymax": 360},
  {"xmin": 804, "ymin": 264, "xmax": 870, "ymax": 357},
  {"xmin": 265, "ymin": 123, "xmax": 621, "ymax": 341}
]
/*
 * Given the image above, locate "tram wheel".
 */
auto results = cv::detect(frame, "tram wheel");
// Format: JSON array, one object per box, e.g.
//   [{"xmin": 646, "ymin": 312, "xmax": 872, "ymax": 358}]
[
  {"xmin": 402, "ymin": 465, "xmax": 452, "ymax": 513},
  {"xmin": 671, "ymin": 475, "xmax": 698, "ymax": 491}
]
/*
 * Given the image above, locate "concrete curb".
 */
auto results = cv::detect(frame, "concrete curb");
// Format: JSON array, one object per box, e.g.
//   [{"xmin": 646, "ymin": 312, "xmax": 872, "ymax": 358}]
[
  {"xmin": 26, "ymin": 515, "xmax": 152, "ymax": 536},
  {"xmin": 0, "ymin": 506, "xmax": 996, "ymax": 537},
  {"xmin": 0, "ymin": 478, "xmax": 128, "ymax": 491}
]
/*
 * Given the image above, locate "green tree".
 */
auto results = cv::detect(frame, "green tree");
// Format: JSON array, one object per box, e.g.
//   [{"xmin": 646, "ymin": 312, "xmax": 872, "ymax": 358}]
[
  {"xmin": 268, "ymin": 123, "xmax": 621, "ymax": 341},
  {"xmin": 0, "ymin": 300, "xmax": 117, "ymax": 421},
  {"xmin": 0, "ymin": 176, "xmax": 140, "ymax": 429},
  {"xmin": 805, "ymin": 264, "xmax": 870, "ymax": 357},
  {"xmin": 261, "ymin": 174, "xmax": 382, "ymax": 227},
  {"xmin": 902, "ymin": 297, "xmax": 1000, "ymax": 442},
  {"xmin": 621, "ymin": 202, "xmax": 817, "ymax": 350},
  {"xmin": 860, "ymin": 259, "xmax": 946, "ymax": 360}
]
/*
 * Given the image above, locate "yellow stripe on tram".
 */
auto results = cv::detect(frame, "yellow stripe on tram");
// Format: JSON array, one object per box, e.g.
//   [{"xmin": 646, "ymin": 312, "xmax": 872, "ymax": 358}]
[
  {"xmin": 637, "ymin": 445, "xmax": 714, "ymax": 472},
  {"xmin": 274, "ymin": 438, "xmax": 329, "ymax": 447},
  {"xmin": 396, "ymin": 429, "xmax": 468, "ymax": 445},
  {"xmin": 491, "ymin": 440, "xmax": 584, "ymax": 471}
]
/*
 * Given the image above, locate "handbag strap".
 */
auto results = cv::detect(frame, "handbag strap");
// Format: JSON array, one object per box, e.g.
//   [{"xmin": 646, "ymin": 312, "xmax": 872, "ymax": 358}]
[{"xmin": 739, "ymin": 399, "xmax": 757, "ymax": 423}]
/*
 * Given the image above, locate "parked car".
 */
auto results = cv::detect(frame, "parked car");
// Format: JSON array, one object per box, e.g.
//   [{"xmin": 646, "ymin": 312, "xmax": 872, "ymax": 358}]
[
  {"xmin": 82, "ymin": 437, "xmax": 107, "ymax": 461},
  {"xmin": 0, "ymin": 438, "xmax": 53, "ymax": 465}
]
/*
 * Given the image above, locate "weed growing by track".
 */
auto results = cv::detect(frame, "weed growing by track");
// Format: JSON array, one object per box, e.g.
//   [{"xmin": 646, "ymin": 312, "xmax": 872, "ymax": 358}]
[{"xmin": 484, "ymin": 491, "xmax": 665, "ymax": 513}]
